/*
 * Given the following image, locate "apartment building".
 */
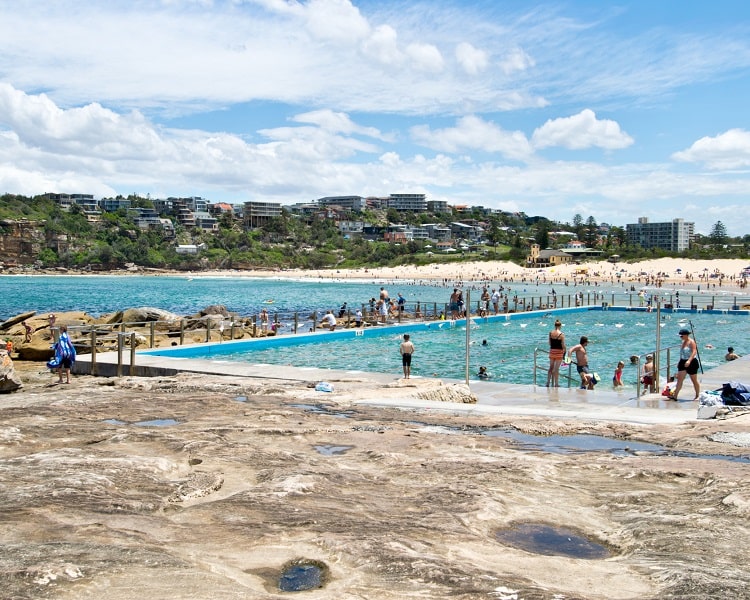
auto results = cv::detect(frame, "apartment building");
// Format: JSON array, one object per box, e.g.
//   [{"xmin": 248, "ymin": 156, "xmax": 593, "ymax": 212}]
[
  {"xmin": 626, "ymin": 217, "xmax": 694, "ymax": 252},
  {"xmin": 317, "ymin": 196, "xmax": 365, "ymax": 211},
  {"xmin": 243, "ymin": 201, "xmax": 282, "ymax": 229}
]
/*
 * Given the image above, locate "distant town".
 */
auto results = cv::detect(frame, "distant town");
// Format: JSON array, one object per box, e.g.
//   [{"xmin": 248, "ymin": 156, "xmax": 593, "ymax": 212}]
[{"xmin": 0, "ymin": 192, "xmax": 744, "ymax": 271}]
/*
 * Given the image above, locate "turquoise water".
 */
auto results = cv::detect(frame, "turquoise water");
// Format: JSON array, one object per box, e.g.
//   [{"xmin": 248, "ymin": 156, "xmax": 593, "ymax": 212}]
[
  {"xmin": 155, "ymin": 308, "xmax": 749, "ymax": 386},
  {"xmin": 3, "ymin": 274, "xmax": 747, "ymax": 319},
  {"xmin": 0, "ymin": 274, "xmax": 455, "ymax": 317}
]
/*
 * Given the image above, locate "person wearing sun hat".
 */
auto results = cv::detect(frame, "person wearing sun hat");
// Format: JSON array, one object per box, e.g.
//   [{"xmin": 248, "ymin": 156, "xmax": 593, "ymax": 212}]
[{"xmin": 670, "ymin": 328, "xmax": 700, "ymax": 400}]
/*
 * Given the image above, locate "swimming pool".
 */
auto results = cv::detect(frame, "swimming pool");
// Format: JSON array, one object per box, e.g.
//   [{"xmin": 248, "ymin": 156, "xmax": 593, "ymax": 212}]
[{"xmin": 143, "ymin": 307, "xmax": 749, "ymax": 387}]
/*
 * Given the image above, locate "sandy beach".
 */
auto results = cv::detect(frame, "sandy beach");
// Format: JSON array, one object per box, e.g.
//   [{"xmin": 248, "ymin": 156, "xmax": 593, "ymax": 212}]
[{"xmin": 197, "ymin": 257, "xmax": 750, "ymax": 289}]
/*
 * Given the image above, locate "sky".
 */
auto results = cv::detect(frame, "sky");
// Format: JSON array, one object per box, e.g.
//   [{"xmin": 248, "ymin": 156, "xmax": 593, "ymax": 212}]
[{"xmin": 1, "ymin": 1, "xmax": 750, "ymax": 236}]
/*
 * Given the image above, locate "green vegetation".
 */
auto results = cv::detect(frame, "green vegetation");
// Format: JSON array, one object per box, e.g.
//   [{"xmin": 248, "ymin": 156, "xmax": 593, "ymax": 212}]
[{"xmin": 0, "ymin": 194, "xmax": 747, "ymax": 271}]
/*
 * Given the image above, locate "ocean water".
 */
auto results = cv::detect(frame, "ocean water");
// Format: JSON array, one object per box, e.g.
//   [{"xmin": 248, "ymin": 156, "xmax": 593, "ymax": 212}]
[
  {"xmin": 6, "ymin": 274, "xmax": 747, "ymax": 386},
  {"xmin": 1, "ymin": 274, "xmax": 454, "ymax": 317},
  {"xmin": 175, "ymin": 309, "xmax": 749, "ymax": 385},
  {"xmin": 3, "ymin": 274, "xmax": 746, "ymax": 319}
]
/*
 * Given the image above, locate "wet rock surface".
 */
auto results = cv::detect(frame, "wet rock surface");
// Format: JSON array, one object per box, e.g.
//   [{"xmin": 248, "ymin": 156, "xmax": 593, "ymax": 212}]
[{"xmin": 2, "ymin": 365, "xmax": 750, "ymax": 599}]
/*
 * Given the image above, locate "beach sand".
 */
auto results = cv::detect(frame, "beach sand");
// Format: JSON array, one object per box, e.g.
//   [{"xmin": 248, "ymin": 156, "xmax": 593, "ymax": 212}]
[{"xmin": 198, "ymin": 257, "xmax": 750, "ymax": 289}]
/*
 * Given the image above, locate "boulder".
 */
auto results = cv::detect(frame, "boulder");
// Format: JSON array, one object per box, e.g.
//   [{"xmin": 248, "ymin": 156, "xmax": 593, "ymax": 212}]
[
  {"xmin": 0, "ymin": 311, "xmax": 36, "ymax": 331},
  {"xmin": 121, "ymin": 307, "xmax": 183, "ymax": 325},
  {"xmin": 16, "ymin": 336, "xmax": 55, "ymax": 361},
  {"xmin": 0, "ymin": 349, "xmax": 23, "ymax": 393},
  {"xmin": 200, "ymin": 305, "xmax": 230, "ymax": 317},
  {"xmin": 98, "ymin": 310, "xmax": 124, "ymax": 325}
]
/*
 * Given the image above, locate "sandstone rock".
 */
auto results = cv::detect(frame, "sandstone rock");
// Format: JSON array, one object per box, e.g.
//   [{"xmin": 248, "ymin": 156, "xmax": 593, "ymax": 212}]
[
  {"xmin": 199, "ymin": 305, "xmax": 230, "ymax": 317},
  {"xmin": 121, "ymin": 307, "xmax": 183, "ymax": 325},
  {"xmin": 0, "ymin": 349, "xmax": 22, "ymax": 392},
  {"xmin": 0, "ymin": 310, "xmax": 36, "ymax": 331},
  {"xmin": 16, "ymin": 336, "xmax": 55, "ymax": 361},
  {"xmin": 416, "ymin": 383, "xmax": 477, "ymax": 404}
]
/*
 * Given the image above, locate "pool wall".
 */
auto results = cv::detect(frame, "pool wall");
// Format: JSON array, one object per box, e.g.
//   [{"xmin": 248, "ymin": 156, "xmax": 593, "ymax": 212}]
[{"xmin": 141, "ymin": 304, "xmax": 749, "ymax": 359}]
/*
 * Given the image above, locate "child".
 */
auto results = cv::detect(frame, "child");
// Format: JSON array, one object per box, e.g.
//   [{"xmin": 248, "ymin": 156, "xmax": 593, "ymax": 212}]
[
  {"xmin": 641, "ymin": 354, "xmax": 655, "ymax": 394},
  {"xmin": 613, "ymin": 360, "xmax": 624, "ymax": 388},
  {"xmin": 478, "ymin": 366, "xmax": 490, "ymax": 380}
]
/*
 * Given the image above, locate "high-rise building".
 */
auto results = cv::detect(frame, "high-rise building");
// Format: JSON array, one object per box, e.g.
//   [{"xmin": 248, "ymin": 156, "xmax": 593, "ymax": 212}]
[{"xmin": 625, "ymin": 217, "xmax": 694, "ymax": 252}]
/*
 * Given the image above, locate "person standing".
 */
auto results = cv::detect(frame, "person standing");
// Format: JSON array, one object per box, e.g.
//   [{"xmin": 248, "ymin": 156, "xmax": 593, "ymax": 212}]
[
  {"xmin": 546, "ymin": 319, "xmax": 566, "ymax": 387},
  {"xmin": 641, "ymin": 354, "xmax": 656, "ymax": 394},
  {"xmin": 397, "ymin": 293, "xmax": 406, "ymax": 315},
  {"xmin": 449, "ymin": 288, "xmax": 460, "ymax": 319},
  {"xmin": 569, "ymin": 336, "xmax": 593, "ymax": 389},
  {"xmin": 671, "ymin": 328, "xmax": 700, "ymax": 400},
  {"xmin": 378, "ymin": 299, "xmax": 388, "ymax": 323},
  {"xmin": 613, "ymin": 361, "xmax": 625, "ymax": 388},
  {"xmin": 491, "ymin": 288, "xmax": 501, "ymax": 315},
  {"xmin": 23, "ymin": 321, "xmax": 32, "ymax": 343},
  {"xmin": 399, "ymin": 334, "xmax": 415, "ymax": 379},
  {"xmin": 55, "ymin": 325, "xmax": 76, "ymax": 384},
  {"xmin": 354, "ymin": 308, "xmax": 363, "ymax": 328},
  {"xmin": 480, "ymin": 288, "xmax": 490, "ymax": 317}
]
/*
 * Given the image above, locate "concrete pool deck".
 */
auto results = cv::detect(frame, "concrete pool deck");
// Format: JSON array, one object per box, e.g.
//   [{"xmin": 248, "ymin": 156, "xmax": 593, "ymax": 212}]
[{"xmin": 74, "ymin": 345, "xmax": 750, "ymax": 425}]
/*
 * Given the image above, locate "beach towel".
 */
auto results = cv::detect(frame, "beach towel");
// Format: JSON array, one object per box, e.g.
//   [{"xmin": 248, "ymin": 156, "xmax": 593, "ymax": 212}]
[
  {"xmin": 721, "ymin": 382, "xmax": 750, "ymax": 406},
  {"xmin": 47, "ymin": 333, "xmax": 76, "ymax": 370}
]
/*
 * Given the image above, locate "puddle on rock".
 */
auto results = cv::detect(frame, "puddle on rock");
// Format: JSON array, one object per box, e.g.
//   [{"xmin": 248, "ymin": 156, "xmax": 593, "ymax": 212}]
[
  {"xmin": 288, "ymin": 404, "xmax": 352, "ymax": 419},
  {"xmin": 482, "ymin": 429, "xmax": 663, "ymax": 455},
  {"xmin": 314, "ymin": 444, "xmax": 353, "ymax": 456},
  {"xmin": 233, "ymin": 395, "xmax": 247, "ymax": 402},
  {"xmin": 103, "ymin": 419, "xmax": 127, "ymax": 425},
  {"xmin": 496, "ymin": 523, "xmax": 610, "ymax": 559},
  {"xmin": 480, "ymin": 429, "xmax": 750, "ymax": 463},
  {"xmin": 133, "ymin": 419, "xmax": 180, "ymax": 427},
  {"xmin": 278, "ymin": 559, "xmax": 328, "ymax": 592}
]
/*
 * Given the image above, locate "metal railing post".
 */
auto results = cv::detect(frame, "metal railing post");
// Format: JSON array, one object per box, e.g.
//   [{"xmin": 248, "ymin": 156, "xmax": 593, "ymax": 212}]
[
  {"xmin": 129, "ymin": 332, "xmax": 136, "ymax": 375},
  {"xmin": 116, "ymin": 333, "xmax": 123, "ymax": 377},
  {"xmin": 90, "ymin": 330, "xmax": 97, "ymax": 376},
  {"xmin": 150, "ymin": 321, "xmax": 155, "ymax": 348}
]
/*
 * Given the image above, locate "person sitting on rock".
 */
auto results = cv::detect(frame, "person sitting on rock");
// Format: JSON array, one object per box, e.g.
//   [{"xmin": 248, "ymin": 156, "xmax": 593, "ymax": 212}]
[{"xmin": 321, "ymin": 311, "xmax": 337, "ymax": 331}]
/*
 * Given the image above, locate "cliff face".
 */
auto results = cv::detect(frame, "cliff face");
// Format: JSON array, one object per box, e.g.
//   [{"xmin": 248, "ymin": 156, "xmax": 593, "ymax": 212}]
[
  {"xmin": 0, "ymin": 219, "xmax": 67, "ymax": 264},
  {"xmin": 0, "ymin": 220, "xmax": 43, "ymax": 264}
]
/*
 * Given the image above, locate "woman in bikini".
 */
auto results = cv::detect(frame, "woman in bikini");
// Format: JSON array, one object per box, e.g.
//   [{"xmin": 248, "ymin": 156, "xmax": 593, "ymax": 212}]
[{"xmin": 546, "ymin": 319, "xmax": 566, "ymax": 387}]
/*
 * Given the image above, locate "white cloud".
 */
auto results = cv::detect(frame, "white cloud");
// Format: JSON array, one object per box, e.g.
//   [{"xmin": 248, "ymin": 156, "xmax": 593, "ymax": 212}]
[
  {"xmin": 290, "ymin": 109, "xmax": 388, "ymax": 141},
  {"xmin": 672, "ymin": 129, "xmax": 750, "ymax": 169},
  {"xmin": 405, "ymin": 43, "xmax": 445, "ymax": 73},
  {"xmin": 0, "ymin": 83, "xmax": 164, "ymax": 159},
  {"xmin": 361, "ymin": 24, "xmax": 403, "ymax": 65},
  {"xmin": 499, "ymin": 47, "xmax": 535, "ymax": 75},
  {"xmin": 532, "ymin": 109, "xmax": 634, "ymax": 150},
  {"xmin": 455, "ymin": 42, "xmax": 488, "ymax": 75},
  {"xmin": 302, "ymin": 0, "xmax": 371, "ymax": 44},
  {"xmin": 410, "ymin": 115, "xmax": 532, "ymax": 160}
]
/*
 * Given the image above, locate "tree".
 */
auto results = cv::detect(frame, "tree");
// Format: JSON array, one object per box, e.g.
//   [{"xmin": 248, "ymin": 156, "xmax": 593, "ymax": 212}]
[
  {"xmin": 486, "ymin": 215, "xmax": 503, "ymax": 256},
  {"xmin": 584, "ymin": 216, "xmax": 598, "ymax": 248},
  {"xmin": 572, "ymin": 213, "xmax": 584, "ymax": 240},
  {"xmin": 709, "ymin": 221, "xmax": 728, "ymax": 250},
  {"xmin": 535, "ymin": 220, "xmax": 550, "ymax": 248}
]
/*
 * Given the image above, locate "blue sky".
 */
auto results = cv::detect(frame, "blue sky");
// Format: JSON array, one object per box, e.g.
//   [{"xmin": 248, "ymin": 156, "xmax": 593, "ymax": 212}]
[{"xmin": 1, "ymin": 1, "xmax": 750, "ymax": 236}]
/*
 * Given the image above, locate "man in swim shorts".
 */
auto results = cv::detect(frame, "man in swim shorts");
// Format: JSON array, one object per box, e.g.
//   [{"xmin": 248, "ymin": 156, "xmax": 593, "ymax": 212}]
[
  {"xmin": 569, "ymin": 336, "xmax": 594, "ymax": 390},
  {"xmin": 399, "ymin": 334, "xmax": 415, "ymax": 379}
]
